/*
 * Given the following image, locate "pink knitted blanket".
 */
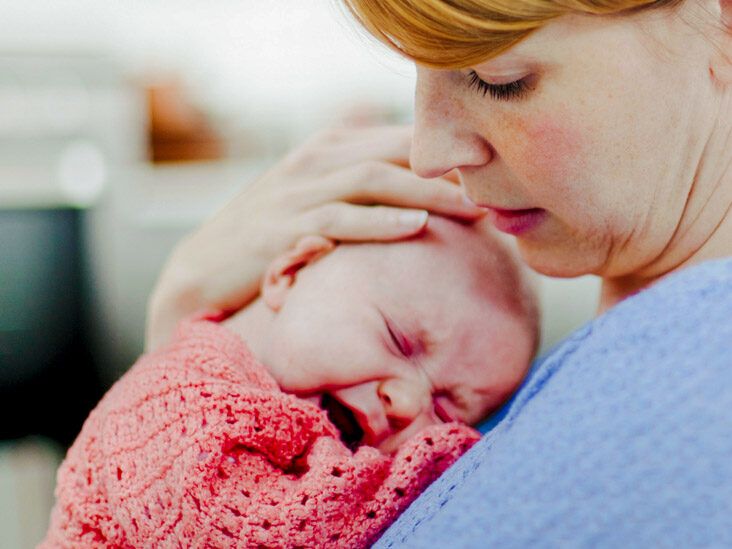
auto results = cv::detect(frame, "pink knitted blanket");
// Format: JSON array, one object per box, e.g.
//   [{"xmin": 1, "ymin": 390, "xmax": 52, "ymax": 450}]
[{"xmin": 41, "ymin": 314, "xmax": 478, "ymax": 548}]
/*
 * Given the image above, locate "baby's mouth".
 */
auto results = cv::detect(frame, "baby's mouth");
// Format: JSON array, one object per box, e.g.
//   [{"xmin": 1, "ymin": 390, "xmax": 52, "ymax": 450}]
[{"xmin": 320, "ymin": 394, "xmax": 364, "ymax": 451}]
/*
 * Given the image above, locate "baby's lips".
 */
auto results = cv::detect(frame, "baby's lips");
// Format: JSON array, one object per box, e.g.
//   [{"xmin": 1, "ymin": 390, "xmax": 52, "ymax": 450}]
[
  {"xmin": 349, "ymin": 404, "xmax": 388, "ymax": 448},
  {"xmin": 328, "ymin": 388, "xmax": 390, "ymax": 448}
]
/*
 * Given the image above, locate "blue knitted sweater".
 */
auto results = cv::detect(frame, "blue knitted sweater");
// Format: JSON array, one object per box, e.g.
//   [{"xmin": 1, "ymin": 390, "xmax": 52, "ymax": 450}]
[{"xmin": 377, "ymin": 258, "xmax": 732, "ymax": 548}]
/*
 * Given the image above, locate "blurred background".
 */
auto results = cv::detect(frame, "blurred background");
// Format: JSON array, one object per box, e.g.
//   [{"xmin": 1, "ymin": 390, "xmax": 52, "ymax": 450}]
[{"xmin": 0, "ymin": 1, "xmax": 599, "ymax": 547}]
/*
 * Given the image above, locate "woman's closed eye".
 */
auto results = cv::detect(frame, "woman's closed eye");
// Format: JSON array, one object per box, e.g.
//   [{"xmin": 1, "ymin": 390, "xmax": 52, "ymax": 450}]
[{"xmin": 466, "ymin": 70, "xmax": 531, "ymax": 101}]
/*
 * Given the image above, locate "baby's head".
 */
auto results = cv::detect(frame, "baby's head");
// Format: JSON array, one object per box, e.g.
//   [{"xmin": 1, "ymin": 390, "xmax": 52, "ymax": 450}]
[{"xmin": 225, "ymin": 216, "xmax": 538, "ymax": 453}]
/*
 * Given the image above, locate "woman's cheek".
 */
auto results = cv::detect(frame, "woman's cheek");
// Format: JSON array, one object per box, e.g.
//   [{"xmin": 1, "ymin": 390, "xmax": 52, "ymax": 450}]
[{"xmin": 497, "ymin": 110, "xmax": 589, "ymax": 203}]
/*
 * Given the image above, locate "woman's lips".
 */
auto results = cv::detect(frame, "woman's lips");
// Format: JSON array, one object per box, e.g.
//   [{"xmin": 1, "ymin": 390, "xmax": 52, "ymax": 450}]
[{"xmin": 485, "ymin": 207, "xmax": 546, "ymax": 235}]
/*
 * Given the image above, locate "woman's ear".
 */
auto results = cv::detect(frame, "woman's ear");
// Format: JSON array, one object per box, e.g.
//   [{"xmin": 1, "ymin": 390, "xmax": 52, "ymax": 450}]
[{"xmin": 261, "ymin": 235, "xmax": 335, "ymax": 312}]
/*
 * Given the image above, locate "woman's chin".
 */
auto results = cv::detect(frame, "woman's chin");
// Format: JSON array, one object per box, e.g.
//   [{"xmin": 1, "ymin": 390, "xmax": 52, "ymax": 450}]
[{"xmin": 517, "ymin": 242, "xmax": 603, "ymax": 279}]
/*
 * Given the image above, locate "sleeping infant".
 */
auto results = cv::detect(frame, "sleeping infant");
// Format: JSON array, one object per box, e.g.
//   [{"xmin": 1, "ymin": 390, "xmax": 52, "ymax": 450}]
[{"xmin": 42, "ymin": 216, "xmax": 538, "ymax": 548}]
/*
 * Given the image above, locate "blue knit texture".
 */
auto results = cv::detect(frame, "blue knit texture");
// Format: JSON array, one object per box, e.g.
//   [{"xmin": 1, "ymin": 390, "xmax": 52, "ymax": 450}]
[{"xmin": 376, "ymin": 258, "xmax": 732, "ymax": 548}]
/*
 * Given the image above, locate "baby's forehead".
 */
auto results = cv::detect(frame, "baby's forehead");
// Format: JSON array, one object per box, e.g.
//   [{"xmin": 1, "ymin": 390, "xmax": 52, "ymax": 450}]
[
  {"xmin": 340, "ymin": 240, "xmax": 470, "ymax": 296},
  {"xmin": 369, "ymin": 225, "xmax": 509, "ymax": 288},
  {"xmin": 354, "ymin": 220, "xmax": 495, "ymax": 268},
  {"xmin": 353, "ymin": 237, "xmax": 510, "ymax": 313},
  {"xmin": 326, "ymin": 217, "xmax": 524, "ymax": 314}
]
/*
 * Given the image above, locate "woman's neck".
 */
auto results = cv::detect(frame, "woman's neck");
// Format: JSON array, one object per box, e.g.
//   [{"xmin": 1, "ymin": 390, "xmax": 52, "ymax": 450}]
[
  {"xmin": 600, "ymin": 198, "xmax": 732, "ymax": 313},
  {"xmin": 599, "ymin": 100, "xmax": 732, "ymax": 313}
]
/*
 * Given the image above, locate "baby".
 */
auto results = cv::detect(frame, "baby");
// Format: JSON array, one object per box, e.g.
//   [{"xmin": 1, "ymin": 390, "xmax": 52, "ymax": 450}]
[{"xmin": 42, "ymin": 216, "xmax": 538, "ymax": 548}]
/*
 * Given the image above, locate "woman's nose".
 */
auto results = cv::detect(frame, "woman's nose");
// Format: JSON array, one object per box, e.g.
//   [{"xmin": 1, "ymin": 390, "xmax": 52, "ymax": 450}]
[
  {"xmin": 377, "ymin": 377, "xmax": 430, "ymax": 431},
  {"xmin": 410, "ymin": 67, "xmax": 493, "ymax": 179}
]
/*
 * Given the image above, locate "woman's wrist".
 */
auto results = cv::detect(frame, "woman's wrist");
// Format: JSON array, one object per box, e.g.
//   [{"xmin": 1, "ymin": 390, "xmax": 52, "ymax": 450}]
[
  {"xmin": 146, "ymin": 225, "xmax": 272, "ymax": 351},
  {"xmin": 145, "ymin": 244, "xmax": 203, "ymax": 351}
]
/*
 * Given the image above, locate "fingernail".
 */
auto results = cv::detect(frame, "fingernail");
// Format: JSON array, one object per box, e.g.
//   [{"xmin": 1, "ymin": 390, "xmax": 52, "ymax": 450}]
[{"xmin": 399, "ymin": 210, "xmax": 428, "ymax": 227}]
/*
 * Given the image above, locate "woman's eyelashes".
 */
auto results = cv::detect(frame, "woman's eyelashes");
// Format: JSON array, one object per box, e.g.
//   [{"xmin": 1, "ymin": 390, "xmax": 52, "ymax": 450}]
[{"xmin": 466, "ymin": 70, "xmax": 530, "ymax": 101}]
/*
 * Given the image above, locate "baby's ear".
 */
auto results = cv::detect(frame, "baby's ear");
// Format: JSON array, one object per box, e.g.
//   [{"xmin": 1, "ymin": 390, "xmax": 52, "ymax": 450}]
[{"xmin": 261, "ymin": 235, "xmax": 335, "ymax": 312}]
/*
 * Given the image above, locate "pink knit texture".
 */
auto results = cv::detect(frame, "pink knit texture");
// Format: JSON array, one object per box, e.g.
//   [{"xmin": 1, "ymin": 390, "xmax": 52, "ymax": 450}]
[{"xmin": 41, "ymin": 315, "xmax": 479, "ymax": 548}]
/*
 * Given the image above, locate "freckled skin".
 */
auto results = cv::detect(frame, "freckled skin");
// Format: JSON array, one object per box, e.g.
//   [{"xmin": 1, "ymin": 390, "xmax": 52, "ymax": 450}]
[
  {"xmin": 411, "ymin": 10, "xmax": 729, "ymax": 294},
  {"xmin": 498, "ymin": 111, "xmax": 584, "ymax": 193}
]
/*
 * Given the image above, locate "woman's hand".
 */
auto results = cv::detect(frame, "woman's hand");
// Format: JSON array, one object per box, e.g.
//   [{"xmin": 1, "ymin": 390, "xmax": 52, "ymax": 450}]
[{"xmin": 146, "ymin": 125, "xmax": 483, "ymax": 350}]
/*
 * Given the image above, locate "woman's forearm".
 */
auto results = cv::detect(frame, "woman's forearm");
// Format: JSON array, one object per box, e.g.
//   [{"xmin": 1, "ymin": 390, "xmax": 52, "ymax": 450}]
[{"xmin": 145, "ymin": 229, "xmax": 266, "ymax": 350}]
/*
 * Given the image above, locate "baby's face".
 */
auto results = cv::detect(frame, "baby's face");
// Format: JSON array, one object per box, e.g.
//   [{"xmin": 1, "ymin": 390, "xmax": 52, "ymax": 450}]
[{"xmin": 255, "ymin": 219, "xmax": 535, "ymax": 453}]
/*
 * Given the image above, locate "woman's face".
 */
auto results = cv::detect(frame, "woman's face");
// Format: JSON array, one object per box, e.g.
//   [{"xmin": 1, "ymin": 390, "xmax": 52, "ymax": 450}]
[{"xmin": 410, "ymin": 6, "xmax": 719, "ymax": 279}]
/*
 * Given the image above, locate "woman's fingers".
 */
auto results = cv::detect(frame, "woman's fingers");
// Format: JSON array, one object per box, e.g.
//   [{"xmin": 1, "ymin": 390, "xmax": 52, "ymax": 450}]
[
  {"xmin": 302, "ymin": 203, "xmax": 431, "ymax": 241},
  {"xmin": 285, "ymin": 126, "xmax": 481, "ymax": 219},
  {"xmin": 289, "ymin": 125, "xmax": 413, "ymax": 174},
  {"xmin": 315, "ymin": 162, "xmax": 485, "ymax": 220}
]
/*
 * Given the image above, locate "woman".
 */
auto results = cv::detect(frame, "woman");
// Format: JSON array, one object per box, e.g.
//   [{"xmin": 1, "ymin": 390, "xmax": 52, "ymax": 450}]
[{"xmin": 148, "ymin": 0, "xmax": 732, "ymax": 545}]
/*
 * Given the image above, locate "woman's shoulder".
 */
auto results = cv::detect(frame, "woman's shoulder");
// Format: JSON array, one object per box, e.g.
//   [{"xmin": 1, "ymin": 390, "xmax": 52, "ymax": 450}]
[
  {"xmin": 546, "ymin": 256, "xmax": 732, "ymax": 365},
  {"xmin": 575, "ymin": 255, "xmax": 732, "ymax": 366},
  {"xmin": 507, "ymin": 256, "xmax": 732, "ymax": 422},
  {"xmin": 478, "ymin": 256, "xmax": 732, "ymax": 433},
  {"xmin": 595, "ymin": 255, "xmax": 732, "ymax": 334}
]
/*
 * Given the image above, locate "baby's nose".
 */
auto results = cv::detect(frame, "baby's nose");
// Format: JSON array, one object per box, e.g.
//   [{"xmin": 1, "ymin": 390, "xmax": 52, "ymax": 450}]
[{"xmin": 377, "ymin": 377, "xmax": 430, "ymax": 431}]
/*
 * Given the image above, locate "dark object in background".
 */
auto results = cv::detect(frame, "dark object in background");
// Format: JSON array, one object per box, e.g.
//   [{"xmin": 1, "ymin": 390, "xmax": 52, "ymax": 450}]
[
  {"xmin": 0, "ymin": 209, "xmax": 104, "ymax": 447},
  {"xmin": 146, "ymin": 79, "xmax": 224, "ymax": 163}
]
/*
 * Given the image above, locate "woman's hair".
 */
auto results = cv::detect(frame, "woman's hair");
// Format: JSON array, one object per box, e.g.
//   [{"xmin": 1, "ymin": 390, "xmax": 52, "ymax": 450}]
[{"xmin": 341, "ymin": 0, "xmax": 685, "ymax": 68}]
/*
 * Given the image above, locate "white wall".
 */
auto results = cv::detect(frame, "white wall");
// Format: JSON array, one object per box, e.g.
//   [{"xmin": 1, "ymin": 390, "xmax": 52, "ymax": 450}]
[{"xmin": 0, "ymin": 0, "xmax": 416, "ymax": 140}]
